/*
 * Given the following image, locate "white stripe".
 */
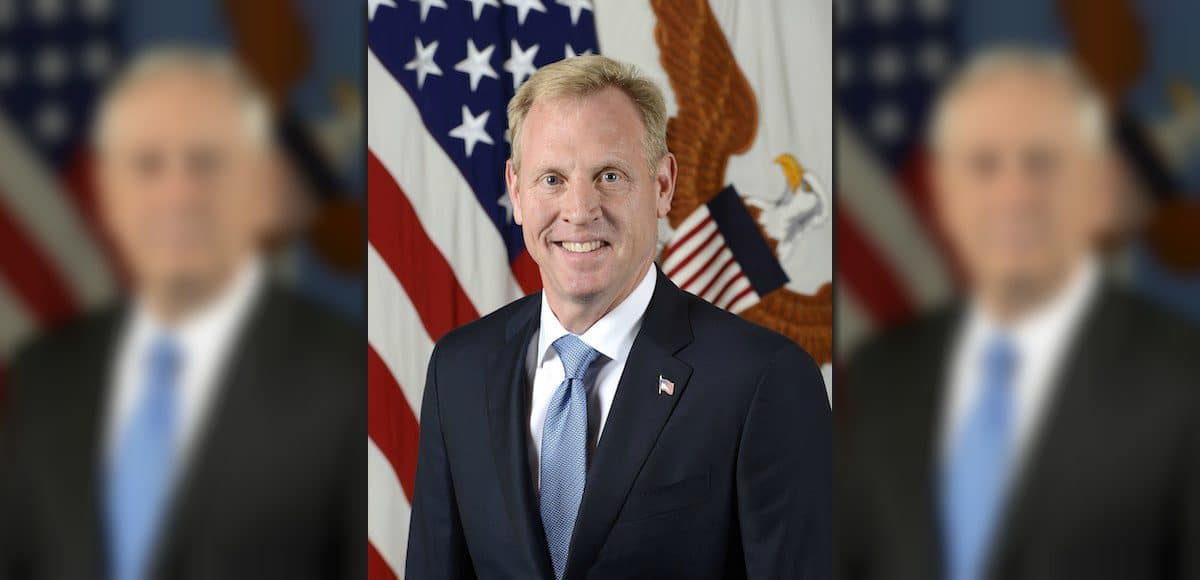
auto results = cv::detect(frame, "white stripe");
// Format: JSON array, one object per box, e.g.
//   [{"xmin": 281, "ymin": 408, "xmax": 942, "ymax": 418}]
[
  {"xmin": 836, "ymin": 285, "xmax": 876, "ymax": 360},
  {"xmin": 368, "ymin": 438, "xmax": 412, "ymax": 578},
  {"xmin": 368, "ymin": 49, "xmax": 524, "ymax": 317},
  {"xmin": 700, "ymin": 260, "xmax": 743, "ymax": 303},
  {"xmin": 670, "ymin": 203, "xmax": 711, "ymax": 241},
  {"xmin": 0, "ymin": 114, "xmax": 115, "ymax": 308},
  {"xmin": 367, "ymin": 243, "xmax": 433, "ymax": 417},
  {"xmin": 669, "ymin": 233, "xmax": 725, "ymax": 287},
  {"xmin": 716, "ymin": 275, "xmax": 751, "ymax": 310},
  {"xmin": 662, "ymin": 220, "xmax": 717, "ymax": 274},
  {"xmin": 0, "ymin": 276, "xmax": 34, "ymax": 358},
  {"xmin": 679, "ymin": 247, "xmax": 733, "ymax": 294},
  {"xmin": 837, "ymin": 120, "xmax": 951, "ymax": 308},
  {"xmin": 726, "ymin": 288, "xmax": 759, "ymax": 314}
]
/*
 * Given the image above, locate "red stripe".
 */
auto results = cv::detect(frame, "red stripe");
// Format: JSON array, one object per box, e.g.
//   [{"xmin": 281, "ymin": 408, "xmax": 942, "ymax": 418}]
[
  {"xmin": 723, "ymin": 285, "xmax": 756, "ymax": 311},
  {"xmin": 368, "ymin": 152, "xmax": 479, "ymax": 339},
  {"xmin": 679, "ymin": 241, "xmax": 728, "ymax": 291},
  {"xmin": 711, "ymin": 272, "xmax": 747, "ymax": 309},
  {"xmin": 896, "ymin": 147, "xmax": 964, "ymax": 287},
  {"xmin": 368, "ymin": 542, "xmax": 400, "ymax": 580},
  {"xmin": 661, "ymin": 215, "xmax": 713, "ymax": 263},
  {"xmin": 696, "ymin": 254, "xmax": 737, "ymax": 299},
  {"xmin": 62, "ymin": 149, "xmax": 127, "ymax": 286},
  {"xmin": 368, "ymin": 345, "xmax": 419, "ymax": 502},
  {"xmin": 0, "ymin": 198, "xmax": 78, "ymax": 326},
  {"xmin": 836, "ymin": 206, "xmax": 916, "ymax": 325},
  {"xmin": 665, "ymin": 227, "xmax": 721, "ymax": 279}
]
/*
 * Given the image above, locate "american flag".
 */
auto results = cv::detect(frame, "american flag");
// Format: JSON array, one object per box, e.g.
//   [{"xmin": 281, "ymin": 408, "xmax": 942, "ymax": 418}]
[
  {"xmin": 366, "ymin": 0, "xmax": 597, "ymax": 576},
  {"xmin": 834, "ymin": 0, "xmax": 959, "ymax": 356},
  {"xmin": 0, "ymin": 0, "xmax": 122, "ymax": 389}
]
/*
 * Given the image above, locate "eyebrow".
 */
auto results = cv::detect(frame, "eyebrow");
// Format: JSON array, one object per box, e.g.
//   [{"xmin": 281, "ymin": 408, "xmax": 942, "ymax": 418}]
[{"xmin": 529, "ymin": 157, "xmax": 635, "ymax": 179}]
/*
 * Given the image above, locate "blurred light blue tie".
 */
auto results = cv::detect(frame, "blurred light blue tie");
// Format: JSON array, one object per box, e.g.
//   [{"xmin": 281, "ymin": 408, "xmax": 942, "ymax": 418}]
[
  {"xmin": 942, "ymin": 333, "xmax": 1017, "ymax": 580},
  {"xmin": 106, "ymin": 334, "xmax": 181, "ymax": 580},
  {"xmin": 540, "ymin": 334, "xmax": 600, "ymax": 580}
]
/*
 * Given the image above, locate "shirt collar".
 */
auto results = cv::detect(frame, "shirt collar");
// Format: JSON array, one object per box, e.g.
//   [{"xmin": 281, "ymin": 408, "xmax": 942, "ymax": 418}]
[
  {"xmin": 962, "ymin": 254, "xmax": 1100, "ymax": 357},
  {"xmin": 536, "ymin": 263, "xmax": 658, "ymax": 368},
  {"xmin": 127, "ymin": 256, "xmax": 265, "ymax": 358}
]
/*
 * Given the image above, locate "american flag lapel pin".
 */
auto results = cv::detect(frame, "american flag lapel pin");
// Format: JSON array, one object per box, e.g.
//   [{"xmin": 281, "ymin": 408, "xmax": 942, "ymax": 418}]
[{"xmin": 658, "ymin": 375, "xmax": 675, "ymax": 396}]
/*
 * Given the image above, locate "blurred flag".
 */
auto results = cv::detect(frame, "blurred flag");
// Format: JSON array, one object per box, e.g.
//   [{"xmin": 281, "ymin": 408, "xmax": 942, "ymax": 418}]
[
  {"xmin": 0, "ymin": 0, "xmax": 122, "ymax": 384},
  {"xmin": 367, "ymin": 1, "xmax": 831, "ymax": 577}
]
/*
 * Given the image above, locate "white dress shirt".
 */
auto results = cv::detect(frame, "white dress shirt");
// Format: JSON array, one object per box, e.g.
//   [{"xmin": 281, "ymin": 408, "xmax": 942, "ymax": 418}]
[
  {"xmin": 105, "ymin": 258, "xmax": 264, "ymax": 467},
  {"xmin": 941, "ymin": 256, "xmax": 1100, "ymax": 465},
  {"xmin": 526, "ymin": 264, "xmax": 657, "ymax": 489}
]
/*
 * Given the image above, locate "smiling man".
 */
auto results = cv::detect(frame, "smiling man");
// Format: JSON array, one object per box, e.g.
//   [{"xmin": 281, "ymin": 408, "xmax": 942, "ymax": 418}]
[{"xmin": 405, "ymin": 55, "xmax": 831, "ymax": 580}]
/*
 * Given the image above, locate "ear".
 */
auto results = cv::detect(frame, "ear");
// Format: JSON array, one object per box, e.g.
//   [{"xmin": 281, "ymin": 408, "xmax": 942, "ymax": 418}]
[
  {"xmin": 505, "ymin": 158, "xmax": 523, "ymax": 225},
  {"xmin": 654, "ymin": 152, "xmax": 677, "ymax": 219}
]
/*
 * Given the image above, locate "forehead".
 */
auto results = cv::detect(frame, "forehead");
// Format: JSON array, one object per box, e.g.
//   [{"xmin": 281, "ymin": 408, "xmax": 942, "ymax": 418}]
[
  {"xmin": 940, "ymin": 70, "xmax": 1085, "ymax": 150},
  {"xmin": 518, "ymin": 87, "xmax": 646, "ymax": 167},
  {"xmin": 102, "ymin": 71, "xmax": 248, "ymax": 150}
]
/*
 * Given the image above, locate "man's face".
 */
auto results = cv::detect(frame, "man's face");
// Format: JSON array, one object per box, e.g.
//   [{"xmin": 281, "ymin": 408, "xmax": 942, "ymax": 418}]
[
  {"xmin": 506, "ymin": 87, "xmax": 675, "ymax": 307},
  {"xmin": 97, "ymin": 72, "xmax": 277, "ymax": 299},
  {"xmin": 933, "ymin": 72, "xmax": 1113, "ymax": 305}
]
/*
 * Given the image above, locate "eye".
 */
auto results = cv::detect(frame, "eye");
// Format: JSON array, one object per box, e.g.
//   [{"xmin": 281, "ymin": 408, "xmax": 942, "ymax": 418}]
[
  {"xmin": 543, "ymin": 174, "xmax": 561, "ymax": 186},
  {"xmin": 601, "ymin": 171, "xmax": 620, "ymax": 183}
]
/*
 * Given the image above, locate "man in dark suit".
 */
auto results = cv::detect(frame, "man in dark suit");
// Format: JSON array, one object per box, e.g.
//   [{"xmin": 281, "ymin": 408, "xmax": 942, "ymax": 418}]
[
  {"xmin": 836, "ymin": 49, "xmax": 1200, "ymax": 580},
  {"xmin": 405, "ymin": 55, "xmax": 831, "ymax": 579},
  {"xmin": 0, "ymin": 49, "xmax": 363, "ymax": 579}
]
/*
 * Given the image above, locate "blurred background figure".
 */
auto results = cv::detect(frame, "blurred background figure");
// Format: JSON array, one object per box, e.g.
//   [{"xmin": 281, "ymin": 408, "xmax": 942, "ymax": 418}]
[
  {"xmin": 837, "ymin": 47, "xmax": 1200, "ymax": 580},
  {"xmin": 0, "ymin": 49, "xmax": 362, "ymax": 579}
]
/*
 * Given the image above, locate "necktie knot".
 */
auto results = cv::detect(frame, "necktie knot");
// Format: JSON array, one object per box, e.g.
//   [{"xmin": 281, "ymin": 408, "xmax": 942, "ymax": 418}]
[
  {"xmin": 145, "ymin": 334, "xmax": 182, "ymax": 381},
  {"xmin": 552, "ymin": 334, "xmax": 600, "ymax": 380}
]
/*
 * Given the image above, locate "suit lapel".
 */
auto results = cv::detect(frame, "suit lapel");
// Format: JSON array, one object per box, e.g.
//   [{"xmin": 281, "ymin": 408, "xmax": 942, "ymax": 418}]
[
  {"xmin": 985, "ymin": 284, "xmax": 1123, "ymax": 578},
  {"xmin": 485, "ymin": 295, "xmax": 555, "ymax": 579},
  {"xmin": 564, "ymin": 272, "xmax": 694, "ymax": 580}
]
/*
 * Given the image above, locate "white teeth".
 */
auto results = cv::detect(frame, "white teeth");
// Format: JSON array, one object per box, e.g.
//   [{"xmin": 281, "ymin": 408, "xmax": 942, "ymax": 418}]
[{"xmin": 561, "ymin": 240, "xmax": 603, "ymax": 253}]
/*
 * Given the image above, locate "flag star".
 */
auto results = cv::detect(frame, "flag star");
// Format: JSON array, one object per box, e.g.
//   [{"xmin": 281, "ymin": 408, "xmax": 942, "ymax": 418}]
[
  {"xmin": 410, "ymin": 0, "xmax": 448, "ymax": 22},
  {"xmin": 454, "ymin": 39, "xmax": 499, "ymax": 92},
  {"xmin": 449, "ymin": 105, "xmax": 494, "ymax": 157},
  {"xmin": 504, "ymin": 39, "xmax": 540, "ymax": 90},
  {"xmin": 404, "ymin": 38, "xmax": 443, "ymax": 89},
  {"xmin": 555, "ymin": 0, "xmax": 591, "ymax": 25},
  {"xmin": 503, "ymin": 0, "xmax": 546, "ymax": 25},
  {"xmin": 367, "ymin": 0, "xmax": 396, "ymax": 20},
  {"xmin": 464, "ymin": 0, "xmax": 500, "ymax": 21},
  {"xmin": 564, "ymin": 44, "xmax": 593, "ymax": 59},
  {"xmin": 497, "ymin": 194, "xmax": 514, "ymax": 223}
]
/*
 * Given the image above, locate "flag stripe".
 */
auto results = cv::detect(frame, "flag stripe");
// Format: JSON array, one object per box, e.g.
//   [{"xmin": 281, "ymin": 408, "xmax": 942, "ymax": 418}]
[
  {"xmin": 0, "ymin": 201, "xmax": 79, "ymax": 325},
  {"xmin": 835, "ymin": 208, "xmax": 915, "ymax": 325},
  {"xmin": 368, "ymin": 153, "xmax": 480, "ymax": 337},
  {"xmin": 367, "ymin": 245, "xmax": 435, "ymax": 417},
  {"xmin": 368, "ymin": 543, "xmax": 400, "ymax": 580},
  {"xmin": 368, "ymin": 345, "xmax": 420, "ymax": 500},
  {"xmin": 368, "ymin": 438, "xmax": 412, "ymax": 578}
]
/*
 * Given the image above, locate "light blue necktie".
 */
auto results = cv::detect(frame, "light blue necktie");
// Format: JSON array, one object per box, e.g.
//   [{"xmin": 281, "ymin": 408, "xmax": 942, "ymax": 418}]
[
  {"xmin": 941, "ymin": 333, "xmax": 1018, "ymax": 580},
  {"xmin": 540, "ymin": 334, "xmax": 601, "ymax": 580},
  {"xmin": 105, "ymin": 334, "xmax": 181, "ymax": 580}
]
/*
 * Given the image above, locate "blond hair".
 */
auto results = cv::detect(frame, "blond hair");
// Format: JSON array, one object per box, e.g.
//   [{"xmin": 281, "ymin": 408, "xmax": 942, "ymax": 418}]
[{"xmin": 506, "ymin": 54, "xmax": 668, "ymax": 174}]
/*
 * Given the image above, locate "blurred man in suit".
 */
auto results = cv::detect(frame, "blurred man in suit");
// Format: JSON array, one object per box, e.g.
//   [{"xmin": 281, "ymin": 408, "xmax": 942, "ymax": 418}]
[
  {"xmin": 0, "ymin": 49, "xmax": 363, "ymax": 580},
  {"xmin": 405, "ymin": 55, "xmax": 830, "ymax": 579},
  {"xmin": 837, "ymin": 49, "xmax": 1200, "ymax": 580}
]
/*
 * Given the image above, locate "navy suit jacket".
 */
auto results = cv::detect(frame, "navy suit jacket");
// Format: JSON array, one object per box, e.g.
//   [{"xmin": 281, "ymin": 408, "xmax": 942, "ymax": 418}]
[{"xmin": 406, "ymin": 271, "xmax": 831, "ymax": 580}]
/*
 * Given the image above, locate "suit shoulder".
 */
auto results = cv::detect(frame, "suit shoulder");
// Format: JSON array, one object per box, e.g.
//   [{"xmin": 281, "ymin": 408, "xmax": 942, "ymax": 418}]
[
  {"xmin": 265, "ymin": 286, "xmax": 362, "ymax": 368},
  {"xmin": 433, "ymin": 292, "xmax": 539, "ymax": 356},
  {"xmin": 1104, "ymin": 286, "xmax": 1200, "ymax": 367},
  {"xmin": 682, "ymin": 290, "xmax": 814, "ymax": 366},
  {"xmin": 8, "ymin": 304, "xmax": 123, "ymax": 380}
]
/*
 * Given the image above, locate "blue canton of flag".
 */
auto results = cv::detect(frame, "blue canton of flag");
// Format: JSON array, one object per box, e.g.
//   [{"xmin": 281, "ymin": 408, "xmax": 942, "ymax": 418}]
[{"xmin": 368, "ymin": 0, "xmax": 600, "ymax": 266}]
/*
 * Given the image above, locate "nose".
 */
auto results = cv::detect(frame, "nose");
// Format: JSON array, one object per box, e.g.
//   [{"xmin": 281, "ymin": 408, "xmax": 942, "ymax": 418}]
[{"xmin": 560, "ymin": 179, "xmax": 601, "ymax": 225}]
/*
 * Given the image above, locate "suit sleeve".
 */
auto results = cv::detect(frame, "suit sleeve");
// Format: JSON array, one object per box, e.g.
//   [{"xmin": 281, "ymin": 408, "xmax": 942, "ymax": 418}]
[
  {"xmin": 0, "ymin": 351, "xmax": 35, "ymax": 579},
  {"xmin": 405, "ymin": 342, "xmax": 474, "ymax": 579},
  {"xmin": 736, "ymin": 342, "xmax": 832, "ymax": 580}
]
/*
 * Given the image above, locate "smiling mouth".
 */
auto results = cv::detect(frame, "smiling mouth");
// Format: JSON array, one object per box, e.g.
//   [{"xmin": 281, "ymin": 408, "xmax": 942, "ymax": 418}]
[{"xmin": 555, "ymin": 240, "xmax": 609, "ymax": 253}]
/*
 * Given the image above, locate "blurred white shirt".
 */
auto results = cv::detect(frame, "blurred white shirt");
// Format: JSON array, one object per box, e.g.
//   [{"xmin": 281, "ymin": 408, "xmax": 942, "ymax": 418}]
[
  {"xmin": 942, "ymin": 255, "xmax": 1099, "ymax": 465},
  {"xmin": 526, "ymin": 264, "xmax": 657, "ymax": 489},
  {"xmin": 105, "ymin": 258, "xmax": 264, "ymax": 466}
]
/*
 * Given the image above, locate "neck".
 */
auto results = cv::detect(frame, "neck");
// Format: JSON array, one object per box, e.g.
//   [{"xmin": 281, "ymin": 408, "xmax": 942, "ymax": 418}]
[
  {"xmin": 547, "ymin": 259, "xmax": 652, "ymax": 335},
  {"xmin": 977, "ymin": 258, "xmax": 1085, "ymax": 325},
  {"xmin": 140, "ymin": 260, "xmax": 246, "ymax": 326}
]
